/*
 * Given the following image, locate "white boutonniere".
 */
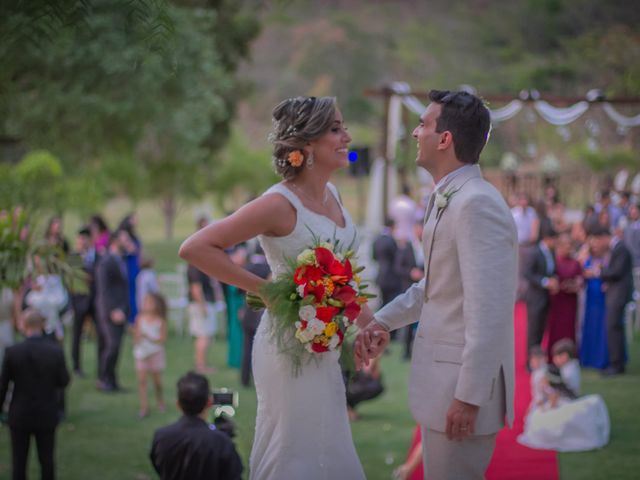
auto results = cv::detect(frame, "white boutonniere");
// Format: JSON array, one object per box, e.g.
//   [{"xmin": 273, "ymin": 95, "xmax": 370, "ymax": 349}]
[{"xmin": 435, "ymin": 188, "xmax": 459, "ymax": 219}]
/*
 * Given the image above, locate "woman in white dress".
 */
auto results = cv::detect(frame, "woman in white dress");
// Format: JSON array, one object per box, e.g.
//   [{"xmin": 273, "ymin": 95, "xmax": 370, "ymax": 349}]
[{"xmin": 179, "ymin": 96, "xmax": 367, "ymax": 479}]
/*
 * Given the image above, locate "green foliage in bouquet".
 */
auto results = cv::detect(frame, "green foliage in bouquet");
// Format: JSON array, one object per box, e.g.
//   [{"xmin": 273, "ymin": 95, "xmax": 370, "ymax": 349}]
[{"xmin": 246, "ymin": 227, "xmax": 371, "ymax": 375}]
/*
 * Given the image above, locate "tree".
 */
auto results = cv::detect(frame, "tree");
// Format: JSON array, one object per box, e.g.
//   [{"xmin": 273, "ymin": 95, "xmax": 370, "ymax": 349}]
[
  {"xmin": 210, "ymin": 130, "xmax": 279, "ymax": 211},
  {"xmin": 1, "ymin": 1, "xmax": 260, "ymax": 237},
  {"xmin": 134, "ymin": 3, "xmax": 260, "ymax": 238}
]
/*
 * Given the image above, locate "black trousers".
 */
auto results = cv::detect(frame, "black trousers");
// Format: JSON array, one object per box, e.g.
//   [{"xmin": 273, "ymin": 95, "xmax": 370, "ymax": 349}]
[
  {"xmin": 71, "ymin": 294, "xmax": 95, "ymax": 372},
  {"xmin": 526, "ymin": 295, "xmax": 549, "ymax": 353},
  {"xmin": 241, "ymin": 315, "xmax": 260, "ymax": 387},
  {"xmin": 98, "ymin": 319, "xmax": 125, "ymax": 388},
  {"xmin": 10, "ymin": 427, "xmax": 56, "ymax": 480},
  {"xmin": 380, "ymin": 288, "xmax": 402, "ymax": 340},
  {"xmin": 606, "ymin": 301, "xmax": 627, "ymax": 370}
]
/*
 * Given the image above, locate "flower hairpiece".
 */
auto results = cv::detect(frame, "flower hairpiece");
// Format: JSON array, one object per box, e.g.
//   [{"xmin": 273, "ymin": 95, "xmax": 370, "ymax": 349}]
[{"xmin": 288, "ymin": 150, "xmax": 304, "ymax": 167}]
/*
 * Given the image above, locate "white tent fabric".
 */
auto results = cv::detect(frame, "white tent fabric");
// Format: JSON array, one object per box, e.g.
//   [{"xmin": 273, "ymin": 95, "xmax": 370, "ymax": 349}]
[
  {"xmin": 533, "ymin": 100, "xmax": 590, "ymax": 125},
  {"xmin": 602, "ymin": 103, "xmax": 640, "ymax": 128}
]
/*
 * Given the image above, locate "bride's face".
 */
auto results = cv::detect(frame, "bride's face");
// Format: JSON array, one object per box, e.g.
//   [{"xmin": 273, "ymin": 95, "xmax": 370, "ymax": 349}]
[{"xmin": 308, "ymin": 109, "xmax": 351, "ymax": 170}]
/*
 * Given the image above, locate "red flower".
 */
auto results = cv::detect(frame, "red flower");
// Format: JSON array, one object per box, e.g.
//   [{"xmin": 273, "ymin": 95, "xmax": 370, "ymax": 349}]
[
  {"xmin": 315, "ymin": 247, "xmax": 336, "ymax": 270},
  {"xmin": 305, "ymin": 283, "xmax": 325, "ymax": 303},
  {"xmin": 315, "ymin": 306, "xmax": 340, "ymax": 323},
  {"xmin": 329, "ymin": 259, "xmax": 353, "ymax": 284},
  {"xmin": 342, "ymin": 302, "xmax": 361, "ymax": 321},
  {"xmin": 294, "ymin": 265, "xmax": 323, "ymax": 285},
  {"xmin": 333, "ymin": 285, "xmax": 357, "ymax": 304},
  {"xmin": 311, "ymin": 342, "xmax": 329, "ymax": 353}
]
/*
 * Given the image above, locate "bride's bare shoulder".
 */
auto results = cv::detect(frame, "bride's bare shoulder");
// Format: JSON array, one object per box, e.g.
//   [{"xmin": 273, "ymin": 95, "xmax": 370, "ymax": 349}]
[{"xmin": 245, "ymin": 190, "xmax": 297, "ymax": 236}]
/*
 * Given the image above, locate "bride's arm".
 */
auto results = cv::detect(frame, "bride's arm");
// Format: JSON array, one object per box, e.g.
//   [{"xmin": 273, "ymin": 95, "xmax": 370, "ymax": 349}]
[{"xmin": 179, "ymin": 193, "xmax": 294, "ymax": 295}]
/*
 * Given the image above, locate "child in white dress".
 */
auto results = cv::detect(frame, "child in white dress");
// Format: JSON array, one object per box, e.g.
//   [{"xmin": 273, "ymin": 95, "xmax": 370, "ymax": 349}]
[
  {"xmin": 519, "ymin": 338, "xmax": 610, "ymax": 451},
  {"xmin": 133, "ymin": 292, "xmax": 168, "ymax": 418},
  {"xmin": 528, "ymin": 345, "xmax": 549, "ymax": 410}
]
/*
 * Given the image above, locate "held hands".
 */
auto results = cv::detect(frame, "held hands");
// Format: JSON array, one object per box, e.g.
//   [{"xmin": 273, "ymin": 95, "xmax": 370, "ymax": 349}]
[
  {"xmin": 445, "ymin": 398, "xmax": 480, "ymax": 441},
  {"xmin": 354, "ymin": 321, "xmax": 390, "ymax": 370}
]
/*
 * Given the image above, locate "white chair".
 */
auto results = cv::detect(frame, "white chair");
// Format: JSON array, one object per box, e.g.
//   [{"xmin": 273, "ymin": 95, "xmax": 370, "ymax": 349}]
[{"xmin": 158, "ymin": 264, "xmax": 189, "ymax": 336}]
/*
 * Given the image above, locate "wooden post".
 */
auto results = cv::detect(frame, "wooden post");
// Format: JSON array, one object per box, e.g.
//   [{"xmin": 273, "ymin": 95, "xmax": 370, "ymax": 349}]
[{"xmin": 381, "ymin": 86, "xmax": 392, "ymax": 222}]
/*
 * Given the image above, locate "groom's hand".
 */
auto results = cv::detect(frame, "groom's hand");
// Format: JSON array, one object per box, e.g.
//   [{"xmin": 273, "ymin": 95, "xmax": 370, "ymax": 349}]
[
  {"xmin": 354, "ymin": 322, "xmax": 390, "ymax": 370},
  {"xmin": 446, "ymin": 398, "xmax": 479, "ymax": 441}
]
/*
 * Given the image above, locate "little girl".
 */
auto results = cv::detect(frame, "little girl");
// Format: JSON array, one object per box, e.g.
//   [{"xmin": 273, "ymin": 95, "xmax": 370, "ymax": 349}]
[
  {"xmin": 518, "ymin": 338, "xmax": 610, "ymax": 451},
  {"xmin": 133, "ymin": 292, "xmax": 168, "ymax": 418}
]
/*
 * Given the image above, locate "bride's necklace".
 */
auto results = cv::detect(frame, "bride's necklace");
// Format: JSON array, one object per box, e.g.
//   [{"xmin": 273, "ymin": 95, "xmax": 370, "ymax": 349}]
[{"xmin": 288, "ymin": 181, "xmax": 330, "ymax": 207}]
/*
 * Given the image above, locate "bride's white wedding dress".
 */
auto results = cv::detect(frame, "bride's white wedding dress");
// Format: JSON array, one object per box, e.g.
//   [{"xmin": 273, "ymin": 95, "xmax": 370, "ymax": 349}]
[{"xmin": 250, "ymin": 182, "xmax": 366, "ymax": 480}]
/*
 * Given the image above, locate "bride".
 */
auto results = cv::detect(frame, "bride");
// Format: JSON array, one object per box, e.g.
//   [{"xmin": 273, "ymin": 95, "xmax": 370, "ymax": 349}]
[{"xmin": 179, "ymin": 96, "xmax": 372, "ymax": 479}]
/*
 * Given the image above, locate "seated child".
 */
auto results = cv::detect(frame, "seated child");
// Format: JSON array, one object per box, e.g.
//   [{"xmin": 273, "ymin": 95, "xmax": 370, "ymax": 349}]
[
  {"xmin": 528, "ymin": 345, "xmax": 549, "ymax": 410},
  {"xmin": 518, "ymin": 338, "xmax": 610, "ymax": 452}
]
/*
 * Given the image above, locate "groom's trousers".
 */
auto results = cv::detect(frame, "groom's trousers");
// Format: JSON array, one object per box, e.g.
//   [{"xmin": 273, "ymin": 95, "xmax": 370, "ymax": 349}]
[{"xmin": 421, "ymin": 427, "xmax": 496, "ymax": 480}]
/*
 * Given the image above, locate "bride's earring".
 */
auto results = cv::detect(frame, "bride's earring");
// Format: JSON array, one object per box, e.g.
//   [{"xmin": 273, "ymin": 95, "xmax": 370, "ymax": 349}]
[{"xmin": 306, "ymin": 152, "xmax": 314, "ymax": 168}]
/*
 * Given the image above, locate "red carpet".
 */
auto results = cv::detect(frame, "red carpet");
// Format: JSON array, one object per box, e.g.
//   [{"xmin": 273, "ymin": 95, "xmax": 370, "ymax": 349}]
[{"xmin": 486, "ymin": 302, "xmax": 559, "ymax": 480}]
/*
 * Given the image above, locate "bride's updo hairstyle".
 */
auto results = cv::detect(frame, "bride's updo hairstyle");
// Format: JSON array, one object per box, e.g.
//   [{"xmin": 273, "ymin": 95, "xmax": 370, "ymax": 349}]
[{"xmin": 269, "ymin": 96, "xmax": 337, "ymax": 179}]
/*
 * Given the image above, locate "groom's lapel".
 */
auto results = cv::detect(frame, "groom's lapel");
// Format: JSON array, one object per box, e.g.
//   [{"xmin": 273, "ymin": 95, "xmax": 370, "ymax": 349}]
[{"xmin": 423, "ymin": 165, "xmax": 482, "ymax": 302}]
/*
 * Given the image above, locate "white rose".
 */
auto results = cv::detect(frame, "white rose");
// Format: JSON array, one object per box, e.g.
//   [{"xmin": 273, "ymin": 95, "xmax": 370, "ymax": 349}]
[
  {"xmin": 296, "ymin": 284, "xmax": 306, "ymax": 298},
  {"xmin": 296, "ymin": 249, "xmax": 316, "ymax": 265},
  {"xmin": 298, "ymin": 305, "xmax": 316, "ymax": 321},
  {"xmin": 307, "ymin": 318, "xmax": 326, "ymax": 336},
  {"xmin": 435, "ymin": 192, "xmax": 447, "ymax": 209},
  {"xmin": 296, "ymin": 328, "xmax": 314, "ymax": 343},
  {"xmin": 328, "ymin": 334, "xmax": 340, "ymax": 350}
]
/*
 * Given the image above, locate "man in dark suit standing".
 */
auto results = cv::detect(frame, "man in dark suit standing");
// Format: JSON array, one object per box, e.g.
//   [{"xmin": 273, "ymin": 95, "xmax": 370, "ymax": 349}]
[
  {"xmin": 373, "ymin": 219, "xmax": 404, "ymax": 341},
  {"xmin": 240, "ymin": 246, "xmax": 270, "ymax": 387},
  {"xmin": 95, "ymin": 229, "xmax": 130, "ymax": 391},
  {"xmin": 69, "ymin": 226, "xmax": 97, "ymax": 377},
  {"xmin": 373, "ymin": 218, "xmax": 403, "ymax": 307},
  {"xmin": 592, "ymin": 226, "xmax": 634, "ymax": 375},
  {"xmin": 0, "ymin": 309, "xmax": 70, "ymax": 480},
  {"xmin": 150, "ymin": 371, "xmax": 242, "ymax": 480},
  {"xmin": 523, "ymin": 225, "xmax": 559, "ymax": 359}
]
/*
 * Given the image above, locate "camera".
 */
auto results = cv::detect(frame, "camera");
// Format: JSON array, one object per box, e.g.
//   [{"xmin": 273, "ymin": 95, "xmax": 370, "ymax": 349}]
[
  {"xmin": 211, "ymin": 389, "xmax": 238, "ymax": 439},
  {"xmin": 211, "ymin": 388, "xmax": 238, "ymax": 420},
  {"xmin": 212, "ymin": 388, "xmax": 238, "ymax": 407}
]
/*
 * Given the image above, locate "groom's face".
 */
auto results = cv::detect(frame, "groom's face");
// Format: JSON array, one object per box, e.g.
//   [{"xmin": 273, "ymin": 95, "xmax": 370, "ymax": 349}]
[{"xmin": 413, "ymin": 103, "xmax": 443, "ymax": 171}]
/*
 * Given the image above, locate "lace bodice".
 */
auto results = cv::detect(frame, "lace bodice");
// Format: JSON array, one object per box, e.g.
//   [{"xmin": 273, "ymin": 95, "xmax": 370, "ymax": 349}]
[{"xmin": 257, "ymin": 182, "xmax": 359, "ymax": 276}]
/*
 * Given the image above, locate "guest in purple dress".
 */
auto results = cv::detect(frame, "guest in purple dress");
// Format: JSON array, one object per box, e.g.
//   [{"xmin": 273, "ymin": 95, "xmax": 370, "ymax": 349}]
[{"xmin": 547, "ymin": 233, "xmax": 582, "ymax": 360}]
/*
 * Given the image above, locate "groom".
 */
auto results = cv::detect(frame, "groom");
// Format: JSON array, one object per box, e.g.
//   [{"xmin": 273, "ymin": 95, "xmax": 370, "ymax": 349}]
[{"xmin": 357, "ymin": 90, "xmax": 517, "ymax": 479}]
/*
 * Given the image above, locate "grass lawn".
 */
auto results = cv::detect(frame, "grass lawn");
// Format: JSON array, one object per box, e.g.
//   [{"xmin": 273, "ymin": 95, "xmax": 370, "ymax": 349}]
[
  {"xmin": 1, "ymin": 328, "xmax": 639, "ymax": 479},
  {"xmin": 2, "ymin": 225, "xmax": 639, "ymax": 479}
]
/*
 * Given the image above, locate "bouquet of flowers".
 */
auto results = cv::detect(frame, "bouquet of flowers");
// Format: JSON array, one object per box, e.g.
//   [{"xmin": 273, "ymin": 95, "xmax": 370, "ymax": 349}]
[{"xmin": 248, "ymin": 235, "xmax": 374, "ymax": 370}]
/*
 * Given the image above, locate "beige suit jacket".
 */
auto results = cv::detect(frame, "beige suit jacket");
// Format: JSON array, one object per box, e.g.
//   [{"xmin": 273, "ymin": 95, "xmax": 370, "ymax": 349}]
[{"xmin": 375, "ymin": 165, "xmax": 517, "ymax": 435}]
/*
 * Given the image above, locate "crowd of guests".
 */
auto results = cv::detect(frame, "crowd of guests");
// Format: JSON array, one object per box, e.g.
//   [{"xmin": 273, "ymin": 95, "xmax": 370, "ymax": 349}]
[
  {"xmin": 0, "ymin": 210, "xmax": 256, "ymax": 479},
  {"xmin": 513, "ymin": 187, "xmax": 638, "ymax": 376},
  {"xmin": 511, "ymin": 185, "xmax": 638, "ymax": 455}
]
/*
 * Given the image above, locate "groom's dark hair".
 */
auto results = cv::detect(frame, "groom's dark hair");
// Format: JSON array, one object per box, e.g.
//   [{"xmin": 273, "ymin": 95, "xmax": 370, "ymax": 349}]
[{"xmin": 429, "ymin": 90, "xmax": 491, "ymax": 165}]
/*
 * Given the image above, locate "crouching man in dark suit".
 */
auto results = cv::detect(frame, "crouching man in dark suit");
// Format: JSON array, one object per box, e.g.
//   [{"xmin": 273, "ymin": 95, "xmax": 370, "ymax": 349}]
[
  {"xmin": 150, "ymin": 371, "xmax": 242, "ymax": 480},
  {"xmin": 0, "ymin": 309, "xmax": 70, "ymax": 480}
]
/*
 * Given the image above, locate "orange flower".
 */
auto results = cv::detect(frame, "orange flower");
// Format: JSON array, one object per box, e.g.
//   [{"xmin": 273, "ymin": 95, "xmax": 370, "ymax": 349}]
[{"xmin": 287, "ymin": 150, "xmax": 304, "ymax": 167}]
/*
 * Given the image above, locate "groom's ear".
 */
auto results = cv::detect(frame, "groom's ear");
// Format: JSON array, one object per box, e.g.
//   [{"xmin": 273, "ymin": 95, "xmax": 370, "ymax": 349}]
[{"xmin": 437, "ymin": 131, "xmax": 454, "ymax": 151}]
